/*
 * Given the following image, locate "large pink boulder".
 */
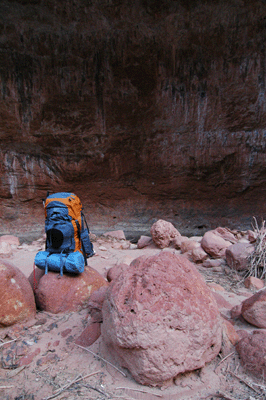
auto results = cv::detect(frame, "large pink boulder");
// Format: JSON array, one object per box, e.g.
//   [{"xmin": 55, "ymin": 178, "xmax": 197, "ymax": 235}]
[
  {"xmin": 201, "ymin": 230, "xmax": 231, "ymax": 258},
  {"xmin": 225, "ymin": 242, "xmax": 254, "ymax": 271},
  {"xmin": 101, "ymin": 252, "xmax": 222, "ymax": 386},
  {"xmin": 34, "ymin": 266, "xmax": 108, "ymax": 313},
  {"xmin": 241, "ymin": 288, "xmax": 266, "ymax": 328},
  {"xmin": 0, "ymin": 260, "xmax": 36, "ymax": 327},
  {"xmin": 236, "ymin": 330, "xmax": 266, "ymax": 378},
  {"xmin": 150, "ymin": 219, "xmax": 180, "ymax": 248}
]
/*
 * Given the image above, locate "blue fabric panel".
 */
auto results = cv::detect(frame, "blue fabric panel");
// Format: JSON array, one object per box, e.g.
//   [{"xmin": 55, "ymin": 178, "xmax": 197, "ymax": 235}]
[
  {"xmin": 81, "ymin": 228, "xmax": 94, "ymax": 257},
  {"xmin": 47, "ymin": 192, "xmax": 74, "ymax": 199},
  {"xmin": 35, "ymin": 251, "xmax": 84, "ymax": 274},
  {"xmin": 45, "ymin": 221, "xmax": 75, "ymax": 252}
]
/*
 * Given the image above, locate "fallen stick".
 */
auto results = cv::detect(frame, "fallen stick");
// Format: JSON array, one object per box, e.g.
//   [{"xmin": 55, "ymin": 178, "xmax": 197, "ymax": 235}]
[
  {"xmin": 116, "ymin": 386, "xmax": 163, "ymax": 398},
  {"xmin": 76, "ymin": 344, "xmax": 127, "ymax": 377},
  {"xmin": 0, "ymin": 339, "xmax": 18, "ymax": 348},
  {"xmin": 43, "ymin": 370, "xmax": 101, "ymax": 400},
  {"xmin": 0, "ymin": 386, "xmax": 14, "ymax": 389},
  {"xmin": 229, "ymin": 370, "xmax": 261, "ymax": 395},
  {"xmin": 214, "ymin": 391, "xmax": 238, "ymax": 400},
  {"xmin": 215, "ymin": 351, "xmax": 235, "ymax": 370}
]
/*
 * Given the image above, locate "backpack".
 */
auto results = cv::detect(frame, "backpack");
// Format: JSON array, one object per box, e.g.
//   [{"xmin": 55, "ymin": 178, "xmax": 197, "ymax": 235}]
[{"xmin": 34, "ymin": 192, "xmax": 94, "ymax": 275}]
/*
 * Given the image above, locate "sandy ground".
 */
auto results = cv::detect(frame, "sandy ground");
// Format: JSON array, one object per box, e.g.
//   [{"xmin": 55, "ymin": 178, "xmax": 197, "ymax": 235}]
[{"xmin": 0, "ymin": 233, "xmax": 265, "ymax": 400}]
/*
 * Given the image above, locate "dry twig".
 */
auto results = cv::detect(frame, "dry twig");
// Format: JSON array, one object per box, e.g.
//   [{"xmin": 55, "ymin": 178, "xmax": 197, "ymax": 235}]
[
  {"xmin": 213, "ymin": 391, "xmax": 238, "ymax": 400},
  {"xmin": 0, "ymin": 386, "xmax": 14, "ymax": 389},
  {"xmin": 229, "ymin": 370, "xmax": 261, "ymax": 395},
  {"xmin": 215, "ymin": 351, "xmax": 235, "ymax": 370},
  {"xmin": 76, "ymin": 344, "xmax": 127, "ymax": 377},
  {"xmin": 246, "ymin": 217, "xmax": 266, "ymax": 280},
  {"xmin": 43, "ymin": 370, "xmax": 101, "ymax": 400},
  {"xmin": 0, "ymin": 339, "xmax": 18, "ymax": 348},
  {"xmin": 116, "ymin": 386, "xmax": 163, "ymax": 397}
]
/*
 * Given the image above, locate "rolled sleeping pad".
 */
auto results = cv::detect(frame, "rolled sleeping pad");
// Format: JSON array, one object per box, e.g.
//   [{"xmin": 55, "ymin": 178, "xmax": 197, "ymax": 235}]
[{"xmin": 34, "ymin": 250, "xmax": 85, "ymax": 275}]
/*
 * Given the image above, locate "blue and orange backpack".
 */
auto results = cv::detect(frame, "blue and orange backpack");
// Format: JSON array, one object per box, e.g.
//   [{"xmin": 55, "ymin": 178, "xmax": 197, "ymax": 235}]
[{"xmin": 34, "ymin": 192, "xmax": 94, "ymax": 275}]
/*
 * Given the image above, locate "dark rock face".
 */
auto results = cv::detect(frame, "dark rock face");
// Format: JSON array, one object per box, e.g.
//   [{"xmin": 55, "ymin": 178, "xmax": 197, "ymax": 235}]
[{"xmin": 0, "ymin": 0, "xmax": 266, "ymax": 238}]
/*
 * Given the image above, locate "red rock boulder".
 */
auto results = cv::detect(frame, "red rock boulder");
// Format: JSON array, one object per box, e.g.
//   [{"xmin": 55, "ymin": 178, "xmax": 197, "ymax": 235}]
[
  {"xmin": 225, "ymin": 243, "xmax": 254, "ymax": 271},
  {"xmin": 201, "ymin": 230, "xmax": 231, "ymax": 258},
  {"xmin": 150, "ymin": 219, "xmax": 180, "ymax": 249},
  {"xmin": 101, "ymin": 252, "xmax": 222, "ymax": 386},
  {"xmin": 0, "ymin": 260, "xmax": 36, "ymax": 327},
  {"xmin": 236, "ymin": 330, "xmax": 266, "ymax": 379},
  {"xmin": 241, "ymin": 288, "xmax": 266, "ymax": 328},
  {"xmin": 34, "ymin": 266, "xmax": 108, "ymax": 313}
]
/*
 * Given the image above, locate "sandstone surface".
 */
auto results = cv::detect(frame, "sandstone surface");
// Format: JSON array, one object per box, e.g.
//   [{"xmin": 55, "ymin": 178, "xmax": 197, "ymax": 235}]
[
  {"xmin": 241, "ymin": 288, "xmax": 266, "ymax": 328},
  {"xmin": 150, "ymin": 219, "xmax": 180, "ymax": 248},
  {"xmin": 34, "ymin": 266, "xmax": 108, "ymax": 313},
  {"xmin": 236, "ymin": 330, "xmax": 266, "ymax": 379},
  {"xmin": 101, "ymin": 252, "xmax": 222, "ymax": 386},
  {"xmin": 201, "ymin": 231, "xmax": 231, "ymax": 258},
  {"xmin": 225, "ymin": 242, "xmax": 255, "ymax": 271},
  {"xmin": 0, "ymin": 259, "xmax": 36, "ymax": 327}
]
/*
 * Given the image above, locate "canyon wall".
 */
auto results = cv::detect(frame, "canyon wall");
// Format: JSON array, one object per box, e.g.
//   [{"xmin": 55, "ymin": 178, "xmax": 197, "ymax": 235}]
[{"xmin": 1, "ymin": 0, "xmax": 266, "ymax": 240}]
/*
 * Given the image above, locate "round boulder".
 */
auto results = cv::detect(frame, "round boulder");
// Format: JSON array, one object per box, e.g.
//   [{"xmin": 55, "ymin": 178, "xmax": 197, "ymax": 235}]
[
  {"xmin": 0, "ymin": 260, "xmax": 36, "ymax": 327},
  {"xmin": 236, "ymin": 330, "xmax": 266, "ymax": 379},
  {"xmin": 241, "ymin": 288, "xmax": 266, "ymax": 328},
  {"xmin": 34, "ymin": 266, "xmax": 108, "ymax": 313},
  {"xmin": 101, "ymin": 252, "xmax": 222, "ymax": 386},
  {"xmin": 201, "ymin": 230, "xmax": 231, "ymax": 258},
  {"xmin": 150, "ymin": 219, "xmax": 180, "ymax": 249},
  {"xmin": 225, "ymin": 242, "xmax": 254, "ymax": 271}
]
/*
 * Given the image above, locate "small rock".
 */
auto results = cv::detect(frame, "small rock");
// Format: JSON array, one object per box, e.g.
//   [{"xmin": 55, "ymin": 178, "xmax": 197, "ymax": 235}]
[
  {"xmin": 201, "ymin": 231, "xmax": 231, "ymax": 258},
  {"xmin": 191, "ymin": 246, "xmax": 208, "ymax": 263},
  {"xmin": 0, "ymin": 241, "xmax": 12, "ymax": 255},
  {"xmin": 202, "ymin": 259, "xmax": 225, "ymax": 268},
  {"xmin": 180, "ymin": 239, "xmax": 199, "ymax": 254},
  {"xmin": 213, "ymin": 227, "xmax": 238, "ymax": 244},
  {"xmin": 244, "ymin": 276, "xmax": 264, "ymax": 291},
  {"xmin": 107, "ymin": 263, "xmax": 128, "ymax": 282},
  {"xmin": 137, "ymin": 235, "xmax": 153, "ymax": 249},
  {"xmin": 230, "ymin": 304, "xmax": 242, "ymax": 319},
  {"xmin": 75, "ymin": 320, "xmax": 101, "ymax": 347},
  {"xmin": 0, "ymin": 235, "xmax": 20, "ymax": 247},
  {"xmin": 172, "ymin": 235, "xmax": 187, "ymax": 249},
  {"xmin": 103, "ymin": 230, "xmax": 126, "ymax": 240},
  {"xmin": 225, "ymin": 242, "xmax": 254, "ymax": 271},
  {"xmin": 150, "ymin": 219, "xmax": 181, "ymax": 249},
  {"xmin": 99, "ymin": 246, "xmax": 107, "ymax": 251},
  {"xmin": 236, "ymin": 330, "xmax": 266, "ymax": 379},
  {"xmin": 241, "ymin": 288, "xmax": 266, "ymax": 328}
]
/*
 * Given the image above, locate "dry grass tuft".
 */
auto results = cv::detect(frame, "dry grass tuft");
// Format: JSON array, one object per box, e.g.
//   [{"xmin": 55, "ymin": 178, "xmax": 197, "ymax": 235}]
[{"xmin": 246, "ymin": 217, "xmax": 266, "ymax": 280}]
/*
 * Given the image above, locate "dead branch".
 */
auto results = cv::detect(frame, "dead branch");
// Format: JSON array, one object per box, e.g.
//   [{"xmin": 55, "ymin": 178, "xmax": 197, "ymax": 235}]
[
  {"xmin": 213, "ymin": 391, "xmax": 238, "ymax": 400},
  {"xmin": 76, "ymin": 344, "xmax": 127, "ymax": 377},
  {"xmin": 215, "ymin": 351, "xmax": 235, "ymax": 370},
  {"xmin": 246, "ymin": 218, "xmax": 266, "ymax": 280},
  {"xmin": 0, "ymin": 386, "xmax": 14, "ymax": 389},
  {"xmin": 43, "ymin": 370, "xmax": 101, "ymax": 400},
  {"xmin": 0, "ymin": 339, "xmax": 18, "ymax": 348},
  {"xmin": 115, "ymin": 386, "xmax": 163, "ymax": 398},
  {"xmin": 229, "ymin": 370, "xmax": 262, "ymax": 395}
]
